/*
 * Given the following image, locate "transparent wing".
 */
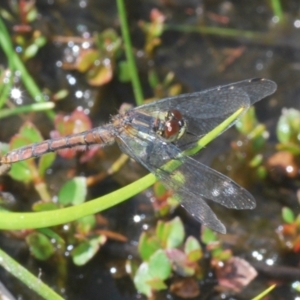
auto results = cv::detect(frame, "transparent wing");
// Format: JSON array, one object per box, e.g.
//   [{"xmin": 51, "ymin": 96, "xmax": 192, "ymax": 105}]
[
  {"xmin": 134, "ymin": 78, "xmax": 276, "ymax": 149},
  {"xmin": 117, "ymin": 132, "xmax": 254, "ymax": 233}
]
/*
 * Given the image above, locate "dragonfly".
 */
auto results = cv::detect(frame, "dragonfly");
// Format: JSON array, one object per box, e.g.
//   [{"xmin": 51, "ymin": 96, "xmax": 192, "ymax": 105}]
[{"xmin": 0, "ymin": 78, "xmax": 277, "ymax": 233}]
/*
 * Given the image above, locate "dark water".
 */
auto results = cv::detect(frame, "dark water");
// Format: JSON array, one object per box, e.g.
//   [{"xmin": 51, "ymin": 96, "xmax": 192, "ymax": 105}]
[{"xmin": 0, "ymin": 1, "xmax": 300, "ymax": 299}]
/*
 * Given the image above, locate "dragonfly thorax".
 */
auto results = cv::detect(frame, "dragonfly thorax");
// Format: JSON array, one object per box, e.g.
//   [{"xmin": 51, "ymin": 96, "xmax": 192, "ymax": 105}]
[{"xmin": 153, "ymin": 109, "xmax": 186, "ymax": 142}]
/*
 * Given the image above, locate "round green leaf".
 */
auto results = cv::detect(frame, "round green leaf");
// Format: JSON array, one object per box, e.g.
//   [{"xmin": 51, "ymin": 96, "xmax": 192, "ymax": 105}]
[
  {"xmin": 148, "ymin": 249, "xmax": 171, "ymax": 280},
  {"xmin": 146, "ymin": 278, "xmax": 167, "ymax": 291},
  {"xmin": 76, "ymin": 215, "xmax": 96, "ymax": 234},
  {"xmin": 201, "ymin": 227, "xmax": 218, "ymax": 244},
  {"xmin": 277, "ymin": 109, "xmax": 300, "ymax": 144},
  {"xmin": 138, "ymin": 232, "xmax": 161, "ymax": 261},
  {"xmin": 9, "ymin": 161, "xmax": 34, "ymax": 183},
  {"xmin": 26, "ymin": 232, "xmax": 55, "ymax": 260},
  {"xmin": 133, "ymin": 262, "xmax": 152, "ymax": 297},
  {"xmin": 16, "ymin": 122, "xmax": 43, "ymax": 144},
  {"xmin": 282, "ymin": 207, "xmax": 295, "ymax": 224},
  {"xmin": 184, "ymin": 236, "xmax": 202, "ymax": 262},
  {"xmin": 164, "ymin": 217, "xmax": 185, "ymax": 249},
  {"xmin": 72, "ymin": 236, "xmax": 105, "ymax": 266},
  {"xmin": 235, "ymin": 107, "xmax": 258, "ymax": 134},
  {"xmin": 38, "ymin": 152, "xmax": 56, "ymax": 177},
  {"xmin": 32, "ymin": 202, "xmax": 59, "ymax": 212},
  {"xmin": 53, "ymin": 89, "xmax": 69, "ymax": 101},
  {"xmin": 58, "ymin": 177, "xmax": 87, "ymax": 206},
  {"xmin": 24, "ymin": 44, "xmax": 39, "ymax": 60}
]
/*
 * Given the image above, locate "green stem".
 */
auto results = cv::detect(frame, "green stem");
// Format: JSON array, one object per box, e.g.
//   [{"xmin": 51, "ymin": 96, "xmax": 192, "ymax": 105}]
[
  {"xmin": 116, "ymin": 0, "xmax": 144, "ymax": 105},
  {"xmin": 251, "ymin": 284, "xmax": 276, "ymax": 300},
  {"xmin": 0, "ymin": 102, "xmax": 55, "ymax": 119},
  {"xmin": 0, "ymin": 247, "xmax": 64, "ymax": 300},
  {"xmin": 270, "ymin": 0, "xmax": 283, "ymax": 21},
  {"xmin": 0, "ymin": 70, "xmax": 13, "ymax": 109},
  {"xmin": 0, "ymin": 17, "xmax": 54, "ymax": 119}
]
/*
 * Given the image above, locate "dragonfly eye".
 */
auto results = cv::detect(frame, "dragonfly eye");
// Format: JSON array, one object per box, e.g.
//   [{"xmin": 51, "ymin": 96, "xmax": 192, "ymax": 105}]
[
  {"xmin": 161, "ymin": 109, "xmax": 186, "ymax": 141},
  {"xmin": 164, "ymin": 119, "xmax": 180, "ymax": 138},
  {"xmin": 166, "ymin": 109, "xmax": 183, "ymax": 121}
]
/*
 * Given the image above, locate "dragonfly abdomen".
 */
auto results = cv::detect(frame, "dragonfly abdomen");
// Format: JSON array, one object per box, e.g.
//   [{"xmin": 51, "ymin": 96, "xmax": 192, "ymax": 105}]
[{"xmin": 0, "ymin": 125, "xmax": 115, "ymax": 164}]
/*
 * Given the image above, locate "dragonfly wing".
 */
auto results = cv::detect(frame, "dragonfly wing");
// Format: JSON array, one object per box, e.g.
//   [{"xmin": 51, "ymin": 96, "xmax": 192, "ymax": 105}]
[
  {"xmin": 117, "ymin": 132, "xmax": 253, "ymax": 233},
  {"xmin": 134, "ymin": 78, "xmax": 276, "ymax": 148},
  {"xmin": 179, "ymin": 192, "xmax": 226, "ymax": 233},
  {"xmin": 117, "ymin": 134, "xmax": 226, "ymax": 233},
  {"xmin": 163, "ymin": 155, "xmax": 255, "ymax": 209}
]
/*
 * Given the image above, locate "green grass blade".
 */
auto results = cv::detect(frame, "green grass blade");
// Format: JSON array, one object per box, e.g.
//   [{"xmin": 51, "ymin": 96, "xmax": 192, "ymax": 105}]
[
  {"xmin": 270, "ymin": 0, "xmax": 283, "ymax": 22},
  {"xmin": 0, "ymin": 247, "xmax": 64, "ymax": 300},
  {"xmin": 116, "ymin": 0, "xmax": 144, "ymax": 105},
  {"xmin": 251, "ymin": 284, "xmax": 276, "ymax": 300},
  {"xmin": 0, "ymin": 17, "xmax": 54, "ymax": 119},
  {"xmin": 0, "ymin": 102, "xmax": 55, "ymax": 119}
]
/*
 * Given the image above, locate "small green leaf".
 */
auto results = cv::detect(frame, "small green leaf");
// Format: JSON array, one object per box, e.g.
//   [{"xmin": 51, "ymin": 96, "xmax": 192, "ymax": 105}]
[
  {"xmin": 156, "ymin": 218, "xmax": 185, "ymax": 249},
  {"xmin": 236, "ymin": 107, "xmax": 258, "ymax": 134},
  {"xmin": 155, "ymin": 220, "xmax": 165, "ymax": 242},
  {"xmin": 213, "ymin": 249, "xmax": 232, "ymax": 261},
  {"xmin": 153, "ymin": 182, "xmax": 168, "ymax": 197},
  {"xmin": 53, "ymin": 89, "xmax": 69, "ymax": 101},
  {"xmin": 147, "ymin": 278, "xmax": 167, "ymax": 291},
  {"xmin": 38, "ymin": 228, "xmax": 65, "ymax": 248},
  {"xmin": 295, "ymin": 215, "xmax": 300, "ymax": 227},
  {"xmin": 282, "ymin": 207, "xmax": 295, "ymax": 224},
  {"xmin": 167, "ymin": 83, "xmax": 182, "ymax": 97},
  {"xmin": 72, "ymin": 236, "xmax": 105, "ymax": 266},
  {"xmin": 58, "ymin": 177, "xmax": 87, "ymax": 206},
  {"xmin": 77, "ymin": 49, "xmax": 99, "ymax": 72},
  {"xmin": 87, "ymin": 62, "xmax": 113, "ymax": 86},
  {"xmin": 164, "ymin": 217, "xmax": 185, "ymax": 249},
  {"xmin": 138, "ymin": 232, "xmax": 161, "ymax": 261},
  {"xmin": 133, "ymin": 262, "xmax": 153, "ymax": 297},
  {"xmin": 24, "ymin": 44, "xmax": 39, "ymax": 60},
  {"xmin": 211, "ymin": 247, "xmax": 223, "ymax": 259},
  {"xmin": 277, "ymin": 143, "xmax": 300, "ymax": 155},
  {"xmin": 151, "ymin": 23, "xmax": 164, "ymax": 37},
  {"xmin": 249, "ymin": 154, "xmax": 263, "ymax": 168},
  {"xmin": 163, "ymin": 72, "xmax": 175, "ymax": 87},
  {"xmin": 256, "ymin": 165, "xmax": 267, "ymax": 179},
  {"xmin": 38, "ymin": 152, "xmax": 56, "ymax": 177},
  {"xmin": 18, "ymin": 122, "xmax": 43, "ymax": 144},
  {"xmin": 34, "ymin": 35, "xmax": 47, "ymax": 47},
  {"xmin": 26, "ymin": 7, "xmax": 38, "ymax": 22},
  {"xmin": 32, "ymin": 202, "xmax": 59, "ymax": 212},
  {"xmin": 184, "ymin": 236, "xmax": 202, "ymax": 262},
  {"xmin": 7, "ymin": 130, "xmax": 39, "ymax": 183},
  {"xmin": 26, "ymin": 232, "xmax": 55, "ymax": 260},
  {"xmin": 95, "ymin": 29, "xmax": 121, "ymax": 54},
  {"xmin": 277, "ymin": 108, "xmax": 300, "ymax": 144},
  {"xmin": 0, "ymin": 8, "xmax": 14, "ymax": 21},
  {"xmin": 76, "ymin": 215, "xmax": 96, "ymax": 234},
  {"xmin": 148, "ymin": 250, "xmax": 171, "ymax": 280},
  {"xmin": 201, "ymin": 227, "xmax": 218, "ymax": 244},
  {"xmin": 9, "ymin": 161, "xmax": 35, "ymax": 183}
]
